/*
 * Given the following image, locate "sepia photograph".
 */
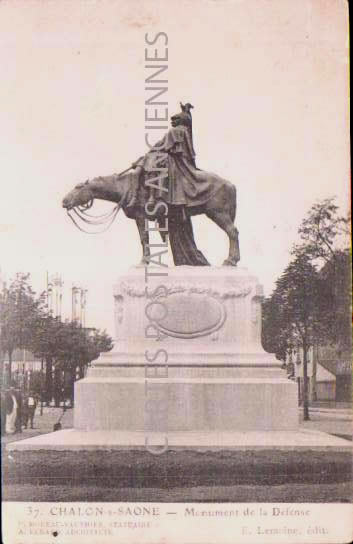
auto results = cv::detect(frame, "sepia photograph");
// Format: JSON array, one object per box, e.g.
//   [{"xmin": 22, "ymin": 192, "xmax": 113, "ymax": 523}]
[{"xmin": 1, "ymin": 1, "xmax": 351, "ymax": 543}]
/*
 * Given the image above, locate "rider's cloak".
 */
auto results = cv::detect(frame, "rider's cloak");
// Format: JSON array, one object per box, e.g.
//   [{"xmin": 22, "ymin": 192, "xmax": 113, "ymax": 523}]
[{"xmin": 137, "ymin": 125, "xmax": 225, "ymax": 207}]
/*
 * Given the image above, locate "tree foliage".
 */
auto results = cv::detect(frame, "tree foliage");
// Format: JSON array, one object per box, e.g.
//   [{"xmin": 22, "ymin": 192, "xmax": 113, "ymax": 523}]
[
  {"xmin": 264, "ymin": 254, "xmax": 327, "ymax": 419},
  {"xmin": 262, "ymin": 198, "xmax": 351, "ymax": 419},
  {"xmin": 264, "ymin": 197, "xmax": 351, "ymax": 358},
  {"xmin": 293, "ymin": 197, "xmax": 350, "ymax": 264},
  {"xmin": 262, "ymin": 293, "xmax": 291, "ymax": 361},
  {"xmin": 0, "ymin": 273, "xmax": 45, "ymax": 383},
  {"xmin": 318, "ymin": 249, "xmax": 352, "ymax": 349},
  {"xmin": 293, "ymin": 197, "xmax": 351, "ymax": 348},
  {"xmin": 1, "ymin": 273, "xmax": 113, "ymax": 399}
]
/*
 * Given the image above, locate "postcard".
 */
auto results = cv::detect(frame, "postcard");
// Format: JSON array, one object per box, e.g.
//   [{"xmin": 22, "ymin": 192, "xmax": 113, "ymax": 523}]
[{"xmin": 1, "ymin": 1, "xmax": 351, "ymax": 543}]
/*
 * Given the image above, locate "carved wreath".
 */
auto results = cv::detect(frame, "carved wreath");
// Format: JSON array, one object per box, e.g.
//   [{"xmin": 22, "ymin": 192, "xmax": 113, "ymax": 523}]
[{"xmin": 119, "ymin": 282, "xmax": 252, "ymax": 299}]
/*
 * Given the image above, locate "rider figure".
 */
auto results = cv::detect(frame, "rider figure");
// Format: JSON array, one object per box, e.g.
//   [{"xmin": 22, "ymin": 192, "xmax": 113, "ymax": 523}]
[{"xmin": 131, "ymin": 102, "xmax": 196, "ymax": 208}]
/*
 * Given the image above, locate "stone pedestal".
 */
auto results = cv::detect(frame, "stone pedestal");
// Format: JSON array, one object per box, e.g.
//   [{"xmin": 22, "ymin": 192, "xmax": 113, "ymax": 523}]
[{"xmin": 75, "ymin": 266, "xmax": 298, "ymax": 432}]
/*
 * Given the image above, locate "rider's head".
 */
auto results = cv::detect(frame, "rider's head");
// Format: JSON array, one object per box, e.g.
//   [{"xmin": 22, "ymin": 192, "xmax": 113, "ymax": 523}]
[{"xmin": 171, "ymin": 112, "xmax": 191, "ymax": 128}]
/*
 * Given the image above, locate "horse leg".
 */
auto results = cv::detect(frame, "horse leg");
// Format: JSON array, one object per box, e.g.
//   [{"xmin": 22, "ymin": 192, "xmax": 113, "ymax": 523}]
[
  {"xmin": 135, "ymin": 216, "xmax": 150, "ymax": 264},
  {"xmin": 205, "ymin": 210, "xmax": 240, "ymax": 266}
]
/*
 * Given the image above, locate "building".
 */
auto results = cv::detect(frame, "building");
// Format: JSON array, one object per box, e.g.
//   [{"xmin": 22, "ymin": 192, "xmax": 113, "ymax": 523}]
[
  {"xmin": 316, "ymin": 358, "xmax": 352, "ymax": 402},
  {"xmin": 3, "ymin": 349, "xmax": 42, "ymax": 373},
  {"xmin": 289, "ymin": 344, "xmax": 352, "ymax": 403},
  {"xmin": 2, "ymin": 349, "xmax": 42, "ymax": 387}
]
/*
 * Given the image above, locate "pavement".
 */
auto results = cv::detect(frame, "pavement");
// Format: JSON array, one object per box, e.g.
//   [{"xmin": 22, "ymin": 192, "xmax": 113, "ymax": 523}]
[
  {"xmin": 300, "ymin": 407, "xmax": 352, "ymax": 439},
  {"xmin": 310, "ymin": 401, "xmax": 352, "ymax": 410},
  {"xmin": 1, "ymin": 406, "xmax": 73, "ymax": 446},
  {"xmin": 300, "ymin": 406, "xmax": 353, "ymax": 417}
]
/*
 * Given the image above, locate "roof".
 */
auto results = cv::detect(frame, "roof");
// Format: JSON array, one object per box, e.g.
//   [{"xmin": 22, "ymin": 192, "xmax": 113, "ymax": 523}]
[{"xmin": 319, "ymin": 359, "xmax": 352, "ymax": 376}]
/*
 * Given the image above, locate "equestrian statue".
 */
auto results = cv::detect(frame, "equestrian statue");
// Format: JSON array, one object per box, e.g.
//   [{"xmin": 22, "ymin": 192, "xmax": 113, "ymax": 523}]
[{"xmin": 62, "ymin": 103, "xmax": 240, "ymax": 266}]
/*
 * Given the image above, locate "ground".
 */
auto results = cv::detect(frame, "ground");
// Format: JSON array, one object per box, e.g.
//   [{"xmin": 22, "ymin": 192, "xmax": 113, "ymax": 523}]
[{"xmin": 2, "ymin": 405, "xmax": 352, "ymax": 502}]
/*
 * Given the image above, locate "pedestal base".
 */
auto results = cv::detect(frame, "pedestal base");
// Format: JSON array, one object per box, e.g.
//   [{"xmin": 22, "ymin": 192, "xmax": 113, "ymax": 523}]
[
  {"xmin": 74, "ymin": 377, "xmax": 298, "ymax": 431},
  {"xmin": 7, "ymin": 428, "xmax": 352, "ymax": 452},
  {"xmin": 75, "ymin": 266, "xmax": 299, "ymax": 434}
]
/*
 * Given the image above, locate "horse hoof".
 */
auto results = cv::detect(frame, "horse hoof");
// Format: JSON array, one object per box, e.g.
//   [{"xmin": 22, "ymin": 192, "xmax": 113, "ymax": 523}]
[{"xmin": 223, "ymin": 258, "xmax": 237, "ymax": 267}]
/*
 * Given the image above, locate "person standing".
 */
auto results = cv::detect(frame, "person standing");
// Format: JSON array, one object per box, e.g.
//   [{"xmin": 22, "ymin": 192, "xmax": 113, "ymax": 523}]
[
  {"xmin": 22, "ymin": 393, "xmax": 29, "ymax": 429},
  {"xmin": 5, "ymin": 386, "xmax": 17, "ymax": 434},
  {"xmin": 14, "ymin": 386, "xmax": 23, "ymax": 433},
  {"xmin": 26, "ymin": 391, "xmax": 37, "ymax": 429},
  {"xmin": 1, "ymin": 391, "xmax": 7, "ymax": 435}
]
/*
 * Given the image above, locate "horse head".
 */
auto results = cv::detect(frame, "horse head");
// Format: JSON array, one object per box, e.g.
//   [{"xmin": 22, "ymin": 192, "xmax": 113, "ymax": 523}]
[{"xmin": 62, "ymin": 180, "xmax": 94, "ymax": 210}]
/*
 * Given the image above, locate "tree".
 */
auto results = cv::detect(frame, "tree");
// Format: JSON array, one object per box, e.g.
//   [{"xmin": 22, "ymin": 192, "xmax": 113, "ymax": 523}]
[
  {"xmin": 30, "ymin": 315, "xmax": 65, "ymax": 405},
  {"xmin": 292, "ymin": 198, "xmax": 351, "ymax": 395},
  {"xmin": 293, "ymin": 197, "xmax": 350, "ymax": 264},
  {"xmin": 272, "ymin": 254, "xmax": 327, "ymax": 420},
  {"xmin": 61, "ymin": 325, "xmax": 113, "ymax": 406},
  {"xmin": 294, "ymin": 198, "xmax": 351, "ymax": 339},
  {"xmin": 87, "ymin": 329, "xmax": 113, "ymax": 362},
  {"xmin": 31, "ymin": 319, "xmax": 113, "ymax": 406},
  {"xmin": 262, "ymin": 294, "xmax": 291, "ymax": 362},
  {"xmin": 318, "ymin": 249, "xmax": 352, "ymax": 349},
  {"xmin": 0, "ymin": 273, "xmax": 44, "ymax": 385},
  {"xmin": 1, "ymin": 271, "xmax": 114, "ymax": 405},
  {"xmin": 263, "ymin": 198, "xmax": 351, "ymax": 415}
]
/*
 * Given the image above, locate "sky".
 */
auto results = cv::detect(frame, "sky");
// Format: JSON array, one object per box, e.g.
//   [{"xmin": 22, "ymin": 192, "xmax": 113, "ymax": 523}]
[{"xmin": 0, "ymin": 0, "xmax": 350, "ymax": 336}]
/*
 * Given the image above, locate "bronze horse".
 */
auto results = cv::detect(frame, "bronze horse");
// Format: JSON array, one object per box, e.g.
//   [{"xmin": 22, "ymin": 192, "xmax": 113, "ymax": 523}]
[{"xmin": 62, "ymin": 170, "xmax": 240, "ymax": 266}]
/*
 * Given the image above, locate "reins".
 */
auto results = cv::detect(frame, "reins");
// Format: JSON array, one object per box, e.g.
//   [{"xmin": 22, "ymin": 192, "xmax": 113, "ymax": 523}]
[
  {"xmin": 73, "ymin": 205, "xmax": 119, "ymax": 225},
  {"xmin": 67, "ymin": 205, "xmax": 120, "ymax": 234},
  {"xmin": 67, "ymin": 179, "xmax": 126, "ymax": 234},
  {"xmin": 66, "ymin": 164, "xmax": 137, "ymax": 234}
]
